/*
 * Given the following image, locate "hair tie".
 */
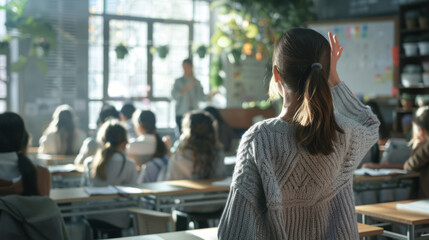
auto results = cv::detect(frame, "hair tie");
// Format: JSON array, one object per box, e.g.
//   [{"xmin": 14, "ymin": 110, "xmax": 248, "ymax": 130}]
[
  {"xmin": 311, "ymin": 62, "xmax": 323, "ymax": 69},
  {"xmin": 106, "ymin": 138, "xmax": 114, "ymax": 144}
]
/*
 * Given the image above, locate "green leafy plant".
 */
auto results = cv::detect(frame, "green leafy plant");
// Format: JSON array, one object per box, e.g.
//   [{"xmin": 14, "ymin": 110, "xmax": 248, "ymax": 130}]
[
  {"xmin": 115, "ymin": 43, "xmax": 129, "ymax": 59},
  {"xmin": 1, "ymin": 0, "xmax": 56, "ymax": 75},
  {"xmin": 0, "ymin": 40, "xmax": 9, "ymax": 55},
  {"xmin": 150, "ymin": 45, "xmax": 169, "ymax": 59},
  {"xmin": 400, "ymin": 93, "xmax": 415, "ymax": 101},
  {"xmin": 195, "ymin": 44, "xmax": 208, "ymax": 58}
]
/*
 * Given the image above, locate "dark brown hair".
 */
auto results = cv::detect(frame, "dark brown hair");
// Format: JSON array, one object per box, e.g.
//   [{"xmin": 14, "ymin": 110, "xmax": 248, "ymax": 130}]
[
  {"xmin": 0, "ymin": 112, "xmax": 39, "ymax": 195},
  {"xmin": 179, "ymin": 110, "xmax": 220, "ymax": 179},
  {"xmin": 271, "ymin": 28, "xmax": 343, "ymax": 155},
  {"xmin": 136, "ymin": 110, "xmax": 167, "ymax": 158}
]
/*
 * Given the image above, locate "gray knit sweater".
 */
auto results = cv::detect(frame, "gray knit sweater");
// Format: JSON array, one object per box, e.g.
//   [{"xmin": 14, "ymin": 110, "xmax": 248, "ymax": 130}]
[{"xmin": 218, "ymin": 82, "xmax": 380, "ymax": 240}]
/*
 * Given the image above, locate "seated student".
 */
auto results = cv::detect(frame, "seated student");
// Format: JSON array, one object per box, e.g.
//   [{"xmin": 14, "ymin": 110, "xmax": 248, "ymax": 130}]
[
  {"xmin": 0, "ymin": 112, "xmax": 51, "ymax": 196},
  {"xmin": 81, "ymin": 119, "xmax": 137, "ymax": 238},
  {"xmin": 128, "ymin": 110, "xmax": 169, "ymax": 183},
  {"xmin": 74, "ymin": 105, "xmax": 119, "ymax": 165},
  {"xmin": 39, "ymin": 104, "xmax": 86, "ymax": 155},
  {"xmin": 204, "ymin": 106, "xmax": 237, "ymax": 154},
  {"xmin": 166, "ymin": 110, "xmax": 226, "ymax": 181},
  {"xmin": 0, "ymin": 114, "xmax": 67, "ymax": 239},
  {"xmin": 120, "ymin": 103, "xmax": 138, "ymax": 140}
]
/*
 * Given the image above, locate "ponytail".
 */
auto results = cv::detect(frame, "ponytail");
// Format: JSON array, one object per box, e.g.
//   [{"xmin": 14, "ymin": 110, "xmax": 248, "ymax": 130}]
[
  {"xmin": 294, "ymin": 67, "xmax": 343, "ymax": 155},
  {"xmin": 152, "ymin": 133, "xmax": 167, "ymax": 158},
  {"xmin": 17, "ymin": 152, "xmax": 39, "ymax": 196},
  {"xmin": 92, "ymin": 142, "xmax": 117, "ymax": 180}
]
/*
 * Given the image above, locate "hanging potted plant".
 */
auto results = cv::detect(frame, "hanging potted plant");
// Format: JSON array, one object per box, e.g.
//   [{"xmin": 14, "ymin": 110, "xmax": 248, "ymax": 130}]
[
  {"xmin": 150, "ymin": 45, "xmax": 169, "ymax": 59},
  {"xmin": 195, "ymin": 44, "xmax": 207, "ymax": 58},
  {"xmin": 400, "ymin": 93, "xmax": 415, "ymax": 110},
  {"xmin": 0, "ymin": 40, "xmax": 9, "ymax": 55},
  {"xmin": 115, "ymin": 43, "xmax": 129, "ymax": 59}
]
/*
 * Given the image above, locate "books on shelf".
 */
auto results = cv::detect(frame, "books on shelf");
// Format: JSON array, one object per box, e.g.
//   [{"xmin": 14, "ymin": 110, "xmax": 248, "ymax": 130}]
[
  {"xmin": 84, "ymin": 185, "xmax": 143, "ymax": 196},
  {"xmin": 354, "ymin": 168, "xmax": 408, "ymax": 176},
  {"xmin": 396, "ymin": 200, "xmax": 429, "ymax": 214}
]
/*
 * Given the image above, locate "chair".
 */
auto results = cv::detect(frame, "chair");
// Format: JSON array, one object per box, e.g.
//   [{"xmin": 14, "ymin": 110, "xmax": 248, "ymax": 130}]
[
  {"xmin": 0, "ymin": 195, "xmax": 68, "ymax": 240},
  {"xmin": 174, "ymin": 209, "xmax": 224, "ymax": 230},
  {"xmin": 129, "ymin": 208, "xmax": 175, "ymax": 235}
]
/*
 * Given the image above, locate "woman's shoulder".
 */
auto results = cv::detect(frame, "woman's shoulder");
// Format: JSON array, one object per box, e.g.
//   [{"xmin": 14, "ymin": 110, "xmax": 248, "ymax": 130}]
[{"xmin": 242, "ymin": 118, "xmax": 293, "ymax": 141}]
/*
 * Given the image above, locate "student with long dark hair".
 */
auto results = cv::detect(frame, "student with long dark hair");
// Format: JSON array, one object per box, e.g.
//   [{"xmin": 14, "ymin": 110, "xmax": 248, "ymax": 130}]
[
  {"xmin": 203, "ymin": 106, "xmax": 237, "ymax": 153},
  {"xmin": 128, "ymin": 110, "xmax": 169, "ymax": 183},
  {"xmin": 0, "ymin": 112, "xmax": 51, "ymax": 196},
  {"xmin": 166, "ymin": 110, "xmax": 225, "ymax": 180},
  {"xmin": 39, "ymin": 105, "xmax": 86, "ymax": 155},
  {"xmin": 218, "ymin": 29, "xmax": 379, "ymax": 239}
]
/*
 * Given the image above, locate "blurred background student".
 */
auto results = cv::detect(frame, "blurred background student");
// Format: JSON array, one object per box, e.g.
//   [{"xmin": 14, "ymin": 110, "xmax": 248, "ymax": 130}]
[
  {"xmin": 81, "ymin": 119, "xmax": 137, "ymax": 238},
  {"xmin": 120, "ymin": 103, "xmax": 137, "ymax": 140},
  {"xmin": 74, "ymin": 105, "xmax": 120, "ymax": 165},
  {"xmin": 204, "ymin": 106, "xmax": 237, "ymax": 154},
  {"xmin": 39, "ymin": 104, "xmax": 86, "ymax": 155},
  {"xmin": 0, "ymin": 112, "xmax": 51, "ymax": 196},
  {"xmin": 128, "ymin": 110, "xmax": 169, "ymax": 183}
]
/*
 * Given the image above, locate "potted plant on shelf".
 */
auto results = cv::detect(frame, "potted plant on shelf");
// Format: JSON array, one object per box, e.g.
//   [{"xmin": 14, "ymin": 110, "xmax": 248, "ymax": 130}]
[
  {"xmin": 418, "ymin": 8, "xmax": 429, "ymax": 29},
  {"xmin": 115, "ymin": 43, "xmax": 129, "ymax": 59},
  {"xmin": 418, "ymin": 33, "xmax": 429, "ymax": 55},
  {"xmin": 400, "ymin": 93, "xmax": 415, "ymax": 110},
  {"xmin": 401, "ymin": 64, "xmax": 422, "ymax": 87},
  {"xmin": 405, "ymin": 10, "xmax": 418, "ymax": 30},
  {"xmin": 195, "ymin": 45, "xmax": 207, "ymax": 59},
  {"xmin": 416, "ymin": 94, "xmax": 429, "ymax": 107},
  {"xmin": 403, "ymin": 35, "xmax": 419, "ymax": 56}
]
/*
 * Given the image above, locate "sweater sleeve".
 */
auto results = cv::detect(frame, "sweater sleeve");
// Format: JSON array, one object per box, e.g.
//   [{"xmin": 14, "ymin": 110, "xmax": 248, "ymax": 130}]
[
  {"xmin": 218, "ymin": 187, "xmax": 262, "ymax": 240},
  {"xmin": 331, "ymin": 82, "xmax": 380, "ymax": 165},
  {"xmin": 404, "ymin": 141, "xmax": 429, "ymax": 172},
  {"xmin": 218, "ymin": 129, "xmax": 266, "ymax": 239}
]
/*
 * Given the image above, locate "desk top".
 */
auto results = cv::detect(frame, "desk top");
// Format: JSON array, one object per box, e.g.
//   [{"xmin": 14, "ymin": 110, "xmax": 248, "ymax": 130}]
[
  {"xmin": 51, "ymin": 178, "xmax": 231, "ymax": 204},
  {"xmin": 356, "ymin": 200, "xmax": 429, "ymax": 225},
  {"xmin": 353, "ymin": 172, "xmax": 419, "ymax": 183},
  {"xmin": 111, "ymin": 224, "xmax": 382, "ymax": 239}
]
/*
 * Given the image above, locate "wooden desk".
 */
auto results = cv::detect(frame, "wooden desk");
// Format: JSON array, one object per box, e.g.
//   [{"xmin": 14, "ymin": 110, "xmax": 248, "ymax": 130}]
[
  {"xmin": 36, "ymin": 153, "xmax": 76, "ymax": 166},
  {"xmin": 356, "ymin": 200, "xmax": 429, "ymax": 240},
  {"xmin": 111, "ymin": 224, "xmax": 382, "ymax": 240},
  {"xmin": 353, "ymin": 172, "xmax": 419, "ymax": 193},
  {"xmin": 51, "ymin": 178, "xmax": 231, "ymax": 216}
]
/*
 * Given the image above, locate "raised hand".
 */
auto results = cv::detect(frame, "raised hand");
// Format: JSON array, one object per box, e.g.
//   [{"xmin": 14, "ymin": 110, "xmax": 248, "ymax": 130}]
[{"xmin": 328, "ymin": 31, "xmax": 344, "ymax": 87}]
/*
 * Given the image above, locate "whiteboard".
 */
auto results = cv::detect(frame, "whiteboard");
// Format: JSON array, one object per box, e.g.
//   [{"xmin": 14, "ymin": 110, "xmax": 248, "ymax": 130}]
[{"xmin": 308, "ymin": 18, "xmax": 396, "ymax": 97}]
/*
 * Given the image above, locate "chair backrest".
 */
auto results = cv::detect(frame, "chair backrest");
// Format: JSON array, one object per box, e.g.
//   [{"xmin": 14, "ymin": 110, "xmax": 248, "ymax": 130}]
[
  {"xmin": 0, "ymin": 195, "xmax": 68, "ymax": 240},
  {"xmin": 129, "ymin": 208, "xmax": 175, "ymax": 235}
]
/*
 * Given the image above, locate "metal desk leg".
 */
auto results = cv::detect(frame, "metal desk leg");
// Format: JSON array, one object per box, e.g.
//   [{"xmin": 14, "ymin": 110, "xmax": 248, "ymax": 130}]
[
  {"xmin": 407, "ymin": 225, "xmax": 415, "ymax": 240},
  {"xmin": 361, "ymin": 214, "xmax": 367, "ymax": 240}
]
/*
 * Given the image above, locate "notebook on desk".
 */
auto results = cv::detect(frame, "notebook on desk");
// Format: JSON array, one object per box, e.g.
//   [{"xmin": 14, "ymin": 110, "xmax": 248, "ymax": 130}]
[
  {"xmin": 396, "ymin": 200, "xmax": 429, "ymax": 214},
  {"xmin": 354, "ymin": 168, "xmax": 408, "ymax": 176}
]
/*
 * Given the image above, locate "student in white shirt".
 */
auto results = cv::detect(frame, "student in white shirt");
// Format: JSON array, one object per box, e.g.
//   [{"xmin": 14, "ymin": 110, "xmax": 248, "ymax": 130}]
[{"xmin": 39, "ymin": 105, "xmax": 86, "ymax": 155}]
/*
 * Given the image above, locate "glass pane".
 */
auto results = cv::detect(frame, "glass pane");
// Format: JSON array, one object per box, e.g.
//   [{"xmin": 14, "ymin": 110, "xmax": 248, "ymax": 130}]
[
  {"xmin": 108, "ymin": 20, "xmax": 148, "ymax": 98},
  {"xmin": 0, "ymin": 81, "xmax": 6, "ymax": 98},
  {"xmin": 89, "ymin": 0, "xmax": 104, "ymax": 14},
  {"xmin": 194, "ymin": 23, "xmax": 210, "ymax": 45},
  {"xmin": 194, "ymin": 0, "xmax": 209, "ymax": 22},
  {"xmin": 193, "ymin": 23, "xmax": 210, "ymax": 93},
  {"xmin": 106, "ymin": 0, "xmax": 193, "ymax": 20},
  {"xmin": 153, "ymin": 23, "xmax": 189, "ymax": 98},
  {"xmin": 0, "ymin": 55, "xmax": 6, "ymax": 82},
  {"xmin": 150, "ymin": 101, "xmax": 171, "ymax": 128},
  {"xmin": 89, "ymin": 16, "xmax": 103, "ymax": 99},
  {"xmin": 0, "ymin": 100, "xmax": 6, "ymax": 113},
  {"xmin": 88, "ymin": 101, "xmax": 103, "ymax": 129},
  {"xmin": 107, "ymin": 100, "xmax": 151, "ymax": 113},
  {"xmin": 0, "ymin": 0, "xmax": 6, "ymax": 37}
]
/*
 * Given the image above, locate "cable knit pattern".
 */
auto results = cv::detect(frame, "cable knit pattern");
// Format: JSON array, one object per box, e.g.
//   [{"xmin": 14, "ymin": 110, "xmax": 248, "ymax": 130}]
[{"xmin": 218, "ymin": 82, "xmax": 380, "ymax": 240}]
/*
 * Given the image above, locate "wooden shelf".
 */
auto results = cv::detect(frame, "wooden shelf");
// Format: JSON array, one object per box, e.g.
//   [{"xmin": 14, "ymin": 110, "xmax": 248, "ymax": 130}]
[
  {"xmin": 400, "ymin": 54, "xmax": 429, "ymax": 60},
  {"xmin": 401, "ymin": 27, "xmax": 429, "ymax": 34}
]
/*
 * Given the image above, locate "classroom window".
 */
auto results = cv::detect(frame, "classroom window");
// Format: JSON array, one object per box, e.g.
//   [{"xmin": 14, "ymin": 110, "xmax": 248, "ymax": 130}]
[
  {"xmin": 88, "ymin": 0, "xmax": 211, "ymax": 129},
  {"xmin": 0, "ymin": 0, "xmax": 7, "ymax": 112}
]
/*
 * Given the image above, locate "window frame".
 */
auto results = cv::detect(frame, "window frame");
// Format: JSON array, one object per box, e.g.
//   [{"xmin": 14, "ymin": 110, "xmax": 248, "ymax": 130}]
[{"xmin": 88, "ymin": 0, "xmax": 211, "ymax": 129}]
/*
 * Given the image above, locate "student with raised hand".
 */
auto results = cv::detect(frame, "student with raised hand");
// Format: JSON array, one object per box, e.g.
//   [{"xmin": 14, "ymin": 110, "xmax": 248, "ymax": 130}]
[
  {"xmin": 39, "ymin": 104, "xmax": 86, "ymax": 155},
  {"xmin": 74, "ymin": 105, "xmax": 119, "ymax": 165},
  {"xmin": 218, "ymin": 29, "xmax": 380, "ymax": 240},
  {"xmin": 128, "ymin": 110, "xmax": 169, "ymax": 183},
  {"xmin": 0, "ymin": 112, "xmax": 51, "ymax": 196}
]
